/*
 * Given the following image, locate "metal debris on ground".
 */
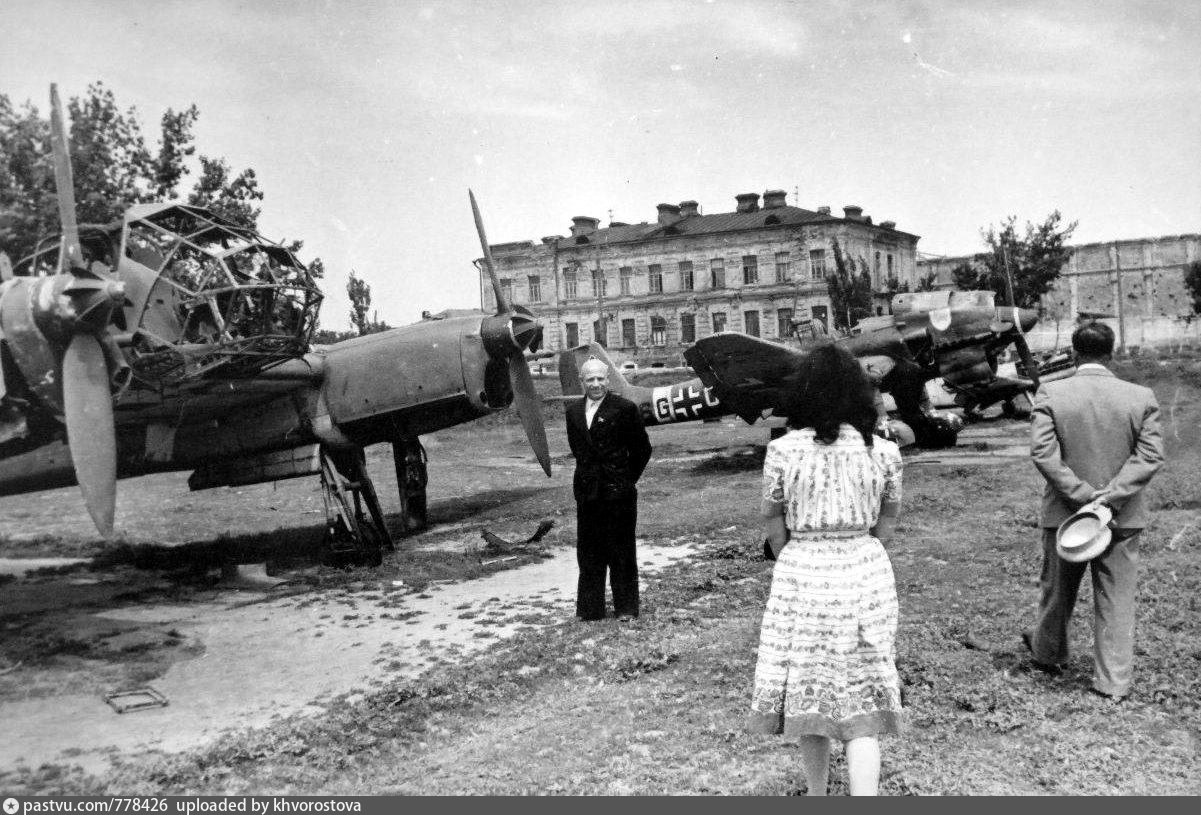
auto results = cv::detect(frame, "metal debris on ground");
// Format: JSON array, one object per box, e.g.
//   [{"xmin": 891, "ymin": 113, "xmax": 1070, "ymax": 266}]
[{"xmin": 104, "ymin": 686, "xmax": 169, "ymax": 713}]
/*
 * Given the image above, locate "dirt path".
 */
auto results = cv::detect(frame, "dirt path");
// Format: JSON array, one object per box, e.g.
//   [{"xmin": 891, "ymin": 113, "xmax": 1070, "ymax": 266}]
[{"xmin": 2, "ymin": 541, "xmax": 696, "ymax": 774}]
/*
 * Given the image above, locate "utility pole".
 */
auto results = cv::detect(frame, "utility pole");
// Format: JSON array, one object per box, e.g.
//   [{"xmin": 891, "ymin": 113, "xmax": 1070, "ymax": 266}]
[{"xmin": 1111, "ymin": 243, "xmax": 1126, "ymax": 354}]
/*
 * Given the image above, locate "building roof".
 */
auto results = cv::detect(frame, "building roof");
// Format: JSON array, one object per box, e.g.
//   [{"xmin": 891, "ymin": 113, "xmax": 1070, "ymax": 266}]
[{"xmin": 547, "ymin": 204, "xmax": 918, "ymax": 250}]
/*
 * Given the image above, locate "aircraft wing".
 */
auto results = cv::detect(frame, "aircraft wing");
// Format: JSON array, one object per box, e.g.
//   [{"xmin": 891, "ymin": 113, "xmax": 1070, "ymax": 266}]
[{"xmin": 684, "ymin": 334, "xmax": 803, "ymax": 423}]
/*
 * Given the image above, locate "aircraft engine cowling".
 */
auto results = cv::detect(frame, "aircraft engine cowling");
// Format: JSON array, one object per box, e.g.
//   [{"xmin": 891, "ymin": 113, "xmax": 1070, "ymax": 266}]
[
  {"xmin": 479, "ymin": 306, "xmax": 540, "ymax": 359},
  {"xmin": 0, "ymin": 274, "xmax": 125, "ymax": 414},
  {"xmin": 937, "ymin": 345, "xmax": 994, "ymax": 388}
]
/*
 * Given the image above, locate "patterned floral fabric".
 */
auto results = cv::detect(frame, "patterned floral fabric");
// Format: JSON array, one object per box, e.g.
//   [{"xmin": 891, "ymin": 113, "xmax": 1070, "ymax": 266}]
[
  {"xmin": 760, "ymin": 426, "xmax": 903, "ymax": 532},
  {"xmin": 749, "ymin": 425, "xmax": 904, "ymax": 740}
]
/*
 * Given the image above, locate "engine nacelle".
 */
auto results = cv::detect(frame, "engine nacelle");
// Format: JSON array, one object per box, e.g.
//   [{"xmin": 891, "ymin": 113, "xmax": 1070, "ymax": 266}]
[
  {"xmin": 0, "ymin": 277, "xmax": 69, "ymax": 413},
  {"xmin": 318, "ymin": 313, "xmax": 504, "ymax": 445}
]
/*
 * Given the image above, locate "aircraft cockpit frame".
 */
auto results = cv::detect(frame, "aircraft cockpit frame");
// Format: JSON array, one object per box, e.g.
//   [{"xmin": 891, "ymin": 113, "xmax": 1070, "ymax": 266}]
[{"xmin": 125, "ymin": 204, "xmax": 323, "ymax": 382}]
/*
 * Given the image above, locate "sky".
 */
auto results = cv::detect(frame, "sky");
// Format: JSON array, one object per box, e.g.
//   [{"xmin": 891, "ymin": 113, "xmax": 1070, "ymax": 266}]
[{"xmin": 3, "ymin": 0, "xmax": 1199, "ymax": 330}]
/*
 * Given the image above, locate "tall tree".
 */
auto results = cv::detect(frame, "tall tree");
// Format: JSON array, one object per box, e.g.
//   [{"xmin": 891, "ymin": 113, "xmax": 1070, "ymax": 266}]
[
  {"xmin": 347, "ymin": 269, "xmax": 372, "ymax": 335},
  {"xmin": 187, "ymin": 156, "xmax": 263, "ymax": 230},
  {"xmin": 951, "ymin": 260, "xmax": 979, "ymax": 291},
  {"xmin": 954, "ymin": 211, "xmax": 1078, "ymax": 308},
  {"xmin": 826, "ymin": 238, "xmax": 874, "ymax": 331},
  {"xmin": 0, "ymin": 82, "xmax": 267, "ymax": 261},
  {"xmin": 152, "ymin": 104, "xmax": 199, "ymax": 199},
  {"xmin": 65, "ymin": 83, "xmax": 152, "ymax": 224}
]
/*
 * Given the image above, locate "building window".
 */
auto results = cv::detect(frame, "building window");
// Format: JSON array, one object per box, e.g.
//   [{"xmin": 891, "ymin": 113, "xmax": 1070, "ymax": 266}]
[
  {"xmin": 619, "ymin": 266, "xmax": 633, "ymax": 295},
  {"xmin": 650, "ymin": 316, "xmax": 667, "ymax": 346},
  {"xmin": 679, "ymin": 260, "xmax": 694, "ymax": 291},
  {"xmin": 742, "ymin": 255, "xmax": 759, "ymax": 285},
  {"xmin": 649, "ymin": 263, "xmax": 663, "ymax": 294},
  {"xmin": 527, "ymin": 275, "xmax": 540, "ymax": 302},
  {"xmin": 887, "ymin": 253, "xmax": 894, "ymax": 280},
  {"xmin": 777, "ymin": 307, "xmax": 793, "ymax": 338},
  {"xmin": 592, "ymin": 268, "xmax": 606, "ymax": 298},
  {"xmin": 710, "ymin": 258, "xmax": 725, "ymax": 289},
  {"xmin": 565, "ymin": 322, "xmax": 579, "ymax": 347},
  {"xmin": 811, "ymin": 305, "xmax": 828, "ymax": 333},
  {"xmin": 874, "ymin": 251, "xmax": 882, "ymax": 284},
  {"xmin": 593, "ymin": 319, "xmax": 607, "ymax": 348},
  {"xmin": 809, "ymin": 249, "xmax": 826, "ymax": 279},
  {"xmin": 711, "ymin": 311, "xmax": 727, "ymax": 333},
  {"xmin": 500, "ymin": 278, "xmax": 513, "ymax": 303},
  {"xmin": 564, "ymin": 271, "xmax": 578, "ymax": 299},
  {"xmin": 622, "ymin": 318, "xmax": 636, "ymax": 348},
  {"xmin": 774, "ymin": 251, "xmax": 790, "ymax": 283},
  {"xmin": 680, "ymin": 312, "xmax": 696, "ymax": 344},
  {"xmin": 744, "ymin": 310, "xmax": 760, "ymax": 337}
]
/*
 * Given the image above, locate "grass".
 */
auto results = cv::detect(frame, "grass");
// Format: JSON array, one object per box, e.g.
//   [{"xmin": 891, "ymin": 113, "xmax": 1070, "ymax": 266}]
[{"xmin": 3, "ymin": 359, "xmax": 1200, "ymax": 795}]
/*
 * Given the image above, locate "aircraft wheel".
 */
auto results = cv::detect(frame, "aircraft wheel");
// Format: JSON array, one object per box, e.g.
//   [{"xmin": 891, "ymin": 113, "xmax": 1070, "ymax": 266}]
[
  {"xmin": 321, "ymin": 528, "xmax": 357, "ymax": 569},
  {"xmin": 913, "ymin": 417, "xmax": 960, "ymax": 449},
  {"xmin": 1003, "ymin": 393, "xmax": 1033, "ymax": 419}
]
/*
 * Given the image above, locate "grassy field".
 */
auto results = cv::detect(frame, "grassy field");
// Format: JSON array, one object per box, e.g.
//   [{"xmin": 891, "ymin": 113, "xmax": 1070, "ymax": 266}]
[{"xmin": 4, "ymin": 357, "xmax": 1200, "ymax": 795}]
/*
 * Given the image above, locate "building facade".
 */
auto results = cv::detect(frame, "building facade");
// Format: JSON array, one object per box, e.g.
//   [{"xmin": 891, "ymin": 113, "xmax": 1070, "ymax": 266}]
[
  {"xmin": 478, "ymin": 190, "xmax": 920, "ymax": 364},
  {"xmin": 917, "ymin": 233, "xmax": 1201, "ymax": 352}
]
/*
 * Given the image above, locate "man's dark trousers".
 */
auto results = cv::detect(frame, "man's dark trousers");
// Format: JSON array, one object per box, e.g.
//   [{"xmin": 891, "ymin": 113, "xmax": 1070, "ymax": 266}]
[{"xmin": 576, "ymin": 496, "xmax": 638, "ymax": 620}]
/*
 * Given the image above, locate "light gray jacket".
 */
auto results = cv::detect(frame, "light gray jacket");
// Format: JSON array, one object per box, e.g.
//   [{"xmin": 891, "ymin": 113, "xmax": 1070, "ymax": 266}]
[{"xmin": 1030, "ymin": 365, "xmax": 1164, "ymax": 529}]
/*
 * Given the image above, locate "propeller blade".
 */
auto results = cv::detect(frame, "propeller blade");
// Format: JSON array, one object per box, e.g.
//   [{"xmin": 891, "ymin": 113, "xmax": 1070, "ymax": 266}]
[
  {"xmin": 62, "ymin": 334, "xmax": 117, "ymax": 538},
  {"xmin": 1007, "ymin": 305, "xmax": 1040, "ymax": 391},
  {"xmin": 468, "ymin": 189, "xmax": 510, "ymax": 314},
  {"xmin": 509, "ymin": 354, "xmax": 551, "ymax": 477},
  {"xmin": 1013, "ymin": 331, "xmax": 1040, "ymax": 391},
  {"xmin": 49, "ymin": 84, "xmax": 83, "ymax": 273}
]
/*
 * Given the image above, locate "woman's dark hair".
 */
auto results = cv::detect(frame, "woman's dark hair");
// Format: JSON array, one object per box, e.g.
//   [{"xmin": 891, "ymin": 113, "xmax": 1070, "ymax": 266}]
[{"xmin": 783, "ymin": 342, "xmax": 878, "ymax": 446}]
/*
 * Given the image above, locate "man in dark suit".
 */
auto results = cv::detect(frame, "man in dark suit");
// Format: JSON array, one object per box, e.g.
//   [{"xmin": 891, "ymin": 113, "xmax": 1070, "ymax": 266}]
[
  {"xmin": 566, "ymin": 357, "xmax": 653, "ymax": 621},
  {"xmin": 1027, "ymin": 321, "xmax": 1164, "ymax": 700}
]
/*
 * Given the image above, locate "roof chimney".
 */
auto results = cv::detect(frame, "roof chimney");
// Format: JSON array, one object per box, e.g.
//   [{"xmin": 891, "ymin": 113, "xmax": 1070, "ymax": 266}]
[
  {"xmin": 842, "ymin": 205, "xmax": 864, "ymax": 221},
  {"xmin": 762, "ymin": 189, "xmax": 787, "ymax": 209},
  {"xmin": 817, "ymin": 205, "xmax": 831, "ymax": 215},
  {"xmin": 656, "ymin": 203, "xmax": 682, "ymax": 226},
  {"xmin": 880, "ymin": 220, "xmax": 896, "ymax": 230},
  {"xmin": 679, "ymin": 200, "xmax": 700, "ymax": 218},
  {"xmin": 735, "ymin": 192, "xmax": 760, "ymax": 213},
  {"xmin": 569, "ymin": 216, "xmax": 600, "ymax": 238}
]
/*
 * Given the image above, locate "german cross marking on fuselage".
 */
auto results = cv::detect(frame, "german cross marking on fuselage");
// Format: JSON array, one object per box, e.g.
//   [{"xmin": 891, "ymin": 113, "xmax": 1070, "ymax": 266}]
[{"xmin": 651, "ymin": 383, "xmax": 721, "ymax": 423}]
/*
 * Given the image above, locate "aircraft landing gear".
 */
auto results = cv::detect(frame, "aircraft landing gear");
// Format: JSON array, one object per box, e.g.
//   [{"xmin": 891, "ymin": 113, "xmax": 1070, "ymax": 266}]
[
  {"xmin": 393, "ymin": 436, "xmax": 428, "ymax": 533},
  {"xmin": 319, "ymin": 447, "xmax": 394, "ymax": 568},
  {"xmin": 908, "ymin": 413, "xmax": 962, "ymax": 449},
  {"xmin": 1001, "ymin": 392, "xmax": 1033, "ymax": 419}
]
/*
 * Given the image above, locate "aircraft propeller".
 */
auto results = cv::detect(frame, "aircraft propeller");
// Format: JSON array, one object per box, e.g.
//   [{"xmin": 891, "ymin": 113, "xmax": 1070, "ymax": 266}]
[
  {"xmin": 48, "ymin": 83, "xmax": 127, "ymax": 538},
  {"xmin": 469, "ymin": 189, "xmax": 551, "ymax": 477},
  {"xmin": 1006, "ymin": 306, "xmax": 1041, "ymax": 390}
]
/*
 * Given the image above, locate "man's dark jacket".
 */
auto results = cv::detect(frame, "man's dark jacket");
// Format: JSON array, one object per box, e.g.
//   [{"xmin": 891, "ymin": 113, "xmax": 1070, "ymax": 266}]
[{"xmin": 566, "ymin": 393, "xmax": 652, "ymax": 503}]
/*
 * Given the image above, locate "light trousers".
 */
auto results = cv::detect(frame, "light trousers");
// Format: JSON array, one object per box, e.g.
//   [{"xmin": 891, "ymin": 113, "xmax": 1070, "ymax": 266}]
[{"xmin": 1032, "ymin": 528, "xmax": 1140, "ymax": 696}]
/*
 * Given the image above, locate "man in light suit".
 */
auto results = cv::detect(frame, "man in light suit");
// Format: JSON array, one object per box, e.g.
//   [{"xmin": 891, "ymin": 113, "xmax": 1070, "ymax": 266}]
[
  {"xmin": 566, "ymin": 357, "xmax": 652, "ymax": 621},
  {"xmin": 1027, "ymin": 321, "xmax": 1164, "ymax": 700}
]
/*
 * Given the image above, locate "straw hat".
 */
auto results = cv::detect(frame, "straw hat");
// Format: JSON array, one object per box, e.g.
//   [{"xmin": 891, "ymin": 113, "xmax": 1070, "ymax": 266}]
[{"xmin": 1056, "ymin": 502, "xmax": 1113, "ymax": 563}]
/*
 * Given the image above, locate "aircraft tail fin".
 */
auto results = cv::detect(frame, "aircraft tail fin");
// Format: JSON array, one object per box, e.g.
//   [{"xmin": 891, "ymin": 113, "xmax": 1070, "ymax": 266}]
[{"xmin": 557, "ymin": 343, "xmax": 633, "ymax": 398}]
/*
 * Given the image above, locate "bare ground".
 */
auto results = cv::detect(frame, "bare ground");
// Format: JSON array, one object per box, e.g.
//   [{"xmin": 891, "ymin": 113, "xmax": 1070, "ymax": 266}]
[{"xmin": 1, "ymin": 359, "xmax": 1199, "ymax": 795}]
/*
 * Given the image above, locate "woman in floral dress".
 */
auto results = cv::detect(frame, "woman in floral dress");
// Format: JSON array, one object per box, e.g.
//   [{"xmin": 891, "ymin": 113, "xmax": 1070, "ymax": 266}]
[{"xmin": 748, "ymin": 343, "xmax": 904, "ymax": 796}]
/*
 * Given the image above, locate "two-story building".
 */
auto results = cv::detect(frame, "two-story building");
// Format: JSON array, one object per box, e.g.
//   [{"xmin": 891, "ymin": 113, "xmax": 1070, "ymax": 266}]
[{"xmin": 478, "ymin": 190, "xmax": 920, "ymax": 364}]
